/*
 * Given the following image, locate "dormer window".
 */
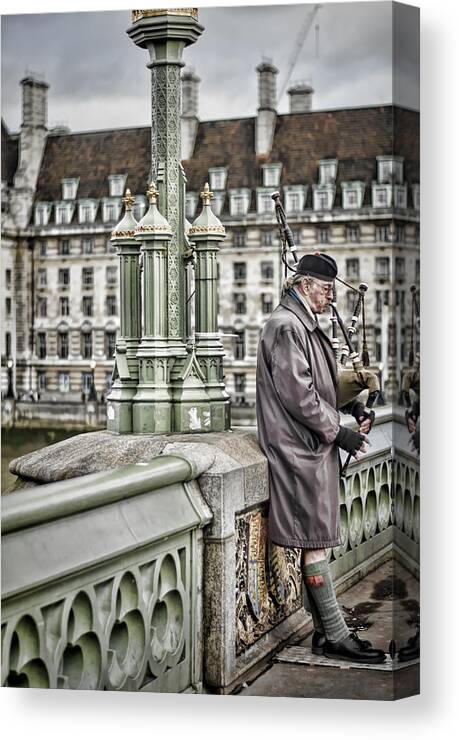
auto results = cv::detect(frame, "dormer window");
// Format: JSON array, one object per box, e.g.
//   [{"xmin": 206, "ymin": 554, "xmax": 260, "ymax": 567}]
[
  {"xmin": 55, "ymin": 202, "xmax": 74, "ymax": 225},
  {"xmin": 108, "ymin": 174, "xmax": 127, "ymax": 197},
  {"xmin": 262, "ymin": 163, "xmax": 282, "ymax": 188},
  {"xmin": 372, "ymin": 184, "xmax": 392, "ymax": 208},
  {"xmin": 185, "ymin": 192, "xmax": 198, "ymax": 219},
  {"xmin": 229, "ymin": 189, "xmax": 251, "ymax": 217},
  {"xmin": 312, "ymin": 184, "xmax": 335, "ymax": 211},
  {"xmin": 284, "ymin": 185, "xmax": 307, "ymax": 214},
  {"xmin": 394, "ymin": 184, "xmax": 407, "ymax": 209},
  {"xmin": 257, "ymin": 188, "xmax": 275, "ymax": 215},
  {"xmin": 377, "ymin": 156, "xmax": 403, "ymax": 184},
  {"xmin": 78, "ymin": 200, "xmax": 98, "ymax": 224},
  {"xmin": 412, "ymin": 184, "xmax": 420, "ymax": 210},
  {"xmin": 62, "ymin": 178, "xmax": 79, "ymax": 200},
  {"xmin": 342, "ymin": 181, "xmax": 365, "ymax": 209},
  {"xmin": 208, "ymin": 167, "xmax": 227, "ymax": 191},
  {"xmin": 35, "ymin": 202, "xmax": 51, "ymax": 226},
  {"xmin": 102, "ymin": 199, "xmax": 121, "ymax": 223},
  {"xmin": 319, "ymin": 159, "xmax": 338, "ymax": 186},
  {"xmin": 212, "ymin": 191, "xmax": 225, "ymax": 216}
]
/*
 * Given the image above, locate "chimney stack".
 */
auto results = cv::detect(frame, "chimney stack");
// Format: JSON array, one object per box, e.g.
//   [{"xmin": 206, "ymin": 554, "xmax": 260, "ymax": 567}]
[
  {"xmin": 11, "ymin": 75, "xmax": 49, "ymax": 228},
  {"xmin": 287, "ymin": 82, "xmax": 314, "ymax": 113},
  {"xmin": 21, "ymin": 76, "xmax": 49, "ymax": 129},
  {"xmin": 256, "ymin": 59, "xmax": 278, "ymax": 157},
  {"xmin": 181, "ymin": 68, "xmax": 200, "ymax": 160}
]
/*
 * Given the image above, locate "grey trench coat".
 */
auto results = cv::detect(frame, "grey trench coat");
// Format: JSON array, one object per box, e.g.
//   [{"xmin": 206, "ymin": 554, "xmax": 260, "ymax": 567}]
[{"xmin": 256, "ymin": 291, "xmax": 341, "ymax": 548}]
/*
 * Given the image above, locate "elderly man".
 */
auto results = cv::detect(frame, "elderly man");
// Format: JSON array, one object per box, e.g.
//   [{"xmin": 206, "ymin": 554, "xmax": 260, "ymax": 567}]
[{"xmin": 256, "ymin": 252, "xmax": 385, "ymax": 664}]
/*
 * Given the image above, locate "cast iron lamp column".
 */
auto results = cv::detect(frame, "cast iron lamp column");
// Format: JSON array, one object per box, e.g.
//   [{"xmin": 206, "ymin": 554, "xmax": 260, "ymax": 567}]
[
  {"xmin": 106, "ymin": 189, "xmax": 141, "ymax": 433},
  {"xmin": 189, "ymin": 184, "xmax": 231, "ymax": 431},
  {"xmin": 127, "ymin": 9, "xmax": 203, "ymax": 371}
]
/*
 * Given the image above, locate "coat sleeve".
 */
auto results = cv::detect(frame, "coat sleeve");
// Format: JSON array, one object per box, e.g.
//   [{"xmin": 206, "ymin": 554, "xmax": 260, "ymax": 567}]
[{"xmin": 271, "ymin": 329, "xmax": 340, "ymax": 444}]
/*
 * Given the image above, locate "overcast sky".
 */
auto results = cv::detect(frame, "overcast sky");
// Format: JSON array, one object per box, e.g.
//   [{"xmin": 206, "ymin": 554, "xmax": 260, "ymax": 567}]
[{"xmin": 1, "ymin": 1, "xmax": 419, "ymax": 134}]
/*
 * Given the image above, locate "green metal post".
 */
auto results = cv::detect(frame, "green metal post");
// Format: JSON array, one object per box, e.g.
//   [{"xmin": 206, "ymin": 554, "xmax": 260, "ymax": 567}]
[
  {"xmin": 106, "ymin": 189, "xmax": 141, "ymax": 433},
  {"xmin": 128, "ymin": 9, "xmax": 215, "ymax": 433},
  {"xmin": 132, "ymin": 183, "xmax": 173, "ymax": 433},
  {"xmin": 189, "ymin": 184, "xmax": 231, "ymax": 431},
  {"xmin": 127, "ymin": 10, "xmax": 203, "ymax": 363}
]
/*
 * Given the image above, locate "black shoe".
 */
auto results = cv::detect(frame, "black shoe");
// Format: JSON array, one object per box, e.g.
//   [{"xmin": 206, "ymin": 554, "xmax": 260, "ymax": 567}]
[
  {"xmin": 323, "ymin": 632, "xmax": 386, "ymax": 664},
  {"xmin": 312, "ymin": 630, "xmax": 372, "ymax": 656},
  {"xmin": 311, "ymin": 631, "xmax": 326, "ymax": 655},
  {"xmin": 398, "ymin": 630, "xmax": 420, "ymax": 663}
]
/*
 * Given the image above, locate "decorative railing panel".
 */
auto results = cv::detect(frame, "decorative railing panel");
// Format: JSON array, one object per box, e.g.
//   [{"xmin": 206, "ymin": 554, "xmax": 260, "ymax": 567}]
[
  {"xmin": 2, "ymin": 543, "xmax": 191, "ymax": 691},
  {"xmin": 2, "ymin": 457, "xmax": 212, "ymax": 693}
]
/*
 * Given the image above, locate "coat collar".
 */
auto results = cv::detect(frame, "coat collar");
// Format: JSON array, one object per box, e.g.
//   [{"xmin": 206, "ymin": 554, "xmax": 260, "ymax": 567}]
[
  {"xmin": 279, "ymin": 291, "xmax": 338, "ymax": 388},
  {"xmin": 279, "ymin": 291, "xmax": 335, "ymax": 348},
  {"xmin": 280, "ymin": 291, "xmax": 320, "ymax": 332}
]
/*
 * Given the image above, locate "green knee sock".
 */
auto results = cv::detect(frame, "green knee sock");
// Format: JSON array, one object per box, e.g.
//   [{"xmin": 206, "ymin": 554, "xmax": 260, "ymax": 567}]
[
  {"xmin": 302, "ymin": 578, "xmax": 324, "ymax": 633},
  {"xmin": 302, "ymin": 560, "xmax": 350, "ymax": 643}
]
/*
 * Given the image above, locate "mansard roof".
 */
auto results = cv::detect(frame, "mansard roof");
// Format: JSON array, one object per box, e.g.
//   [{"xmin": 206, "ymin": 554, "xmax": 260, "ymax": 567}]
[
  {"xmin": 1, "ymin": 120, "xmax": 19, "ymax": 186},
  {"xmin": 35, "ymin": 126, "xmax": 151, "ymax": 202},
  {"xmin": 184, "ymin": 106, "xmax": 419, "ymax": 209},
  {"xmin": 33, "ymin": 105, "xmax": 419, "ymax": 212}
]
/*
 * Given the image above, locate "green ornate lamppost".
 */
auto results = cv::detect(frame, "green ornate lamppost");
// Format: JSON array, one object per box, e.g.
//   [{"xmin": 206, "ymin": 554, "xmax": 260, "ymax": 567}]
[{"xmin": 106, "ymin": 8, "xmax": 230, "ymax": 434}]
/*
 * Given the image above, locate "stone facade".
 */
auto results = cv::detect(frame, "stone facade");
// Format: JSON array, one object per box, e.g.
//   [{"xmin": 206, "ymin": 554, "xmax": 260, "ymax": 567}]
[{"xmin": 1, "ymin": 69, "xmax": 420, "ymax": 413}]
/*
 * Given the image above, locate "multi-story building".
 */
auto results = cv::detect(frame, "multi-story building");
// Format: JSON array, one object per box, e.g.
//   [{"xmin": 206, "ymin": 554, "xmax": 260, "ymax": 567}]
[{"xmin": 1, "ymin": 64, "xmax": 419, "ymax": 416}]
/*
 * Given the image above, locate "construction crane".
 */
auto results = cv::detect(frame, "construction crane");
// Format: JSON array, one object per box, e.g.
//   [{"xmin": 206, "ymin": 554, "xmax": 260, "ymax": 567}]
[{"xmin": 277, "ymin": 4, "xmax": 322, "ymax": 105}]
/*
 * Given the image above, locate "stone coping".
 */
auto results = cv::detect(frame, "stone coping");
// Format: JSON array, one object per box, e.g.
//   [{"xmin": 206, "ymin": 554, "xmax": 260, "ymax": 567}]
[
  {"xmin": 9, "ymin": 428, "xmax": 265, "ymax": 486},
  {"xmin": 9, "ymin": 409, "xmax": 415, "ymax": 490}
]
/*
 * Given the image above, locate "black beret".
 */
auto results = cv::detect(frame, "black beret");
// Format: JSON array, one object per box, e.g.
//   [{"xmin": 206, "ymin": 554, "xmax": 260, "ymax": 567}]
[{"xmin": 295, "ymin": 252, "xmax": 338, "ymax": 280}]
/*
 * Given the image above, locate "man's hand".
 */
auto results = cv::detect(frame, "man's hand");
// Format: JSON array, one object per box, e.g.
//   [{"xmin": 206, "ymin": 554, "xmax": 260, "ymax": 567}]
[
  {"xmin": 335, "ymin": 426, "xmax": 369, "ymax": 458},
  {"xmin": 351, "ymin": 402, "xmax": 375, "ymax": 435},
  {"xmin": 407, "ymin": 417, "xmax": 417, "ymax": 434},
  {"xmin": 405, "ymin": 406, "xmax": 419, "ymax": 435},
  {"xmin": 358, "ymin": 416, "xmax": 372, "ymax": 434}
]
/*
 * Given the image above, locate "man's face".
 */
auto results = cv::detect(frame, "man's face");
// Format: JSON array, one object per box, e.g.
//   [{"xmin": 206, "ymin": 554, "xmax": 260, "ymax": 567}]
[{"xmin": 300, "ymin": 277, "xmax": 334, "ymax": 314}]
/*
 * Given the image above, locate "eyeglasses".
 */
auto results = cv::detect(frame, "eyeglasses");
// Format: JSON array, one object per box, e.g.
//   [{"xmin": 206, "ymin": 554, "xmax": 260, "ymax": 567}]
[{"xmin": 310, "ymin": 279, "xmax": 334, "ymax": 295}]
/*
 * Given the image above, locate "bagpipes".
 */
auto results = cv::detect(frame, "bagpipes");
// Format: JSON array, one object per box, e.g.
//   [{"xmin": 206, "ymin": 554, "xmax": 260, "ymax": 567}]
[{"xmin": 271, "ymin": 191, "xmax": 380, "ymax": 475}]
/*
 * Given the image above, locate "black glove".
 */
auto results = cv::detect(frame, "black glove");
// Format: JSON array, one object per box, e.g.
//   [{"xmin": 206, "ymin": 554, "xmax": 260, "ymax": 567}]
[
  {"xmin": 335, "ymin": 426, "xmax": 365, "ymax": 456},
  {"xmin": 353, "ymin": 402, "xmax": 375, "ymax": 428}
]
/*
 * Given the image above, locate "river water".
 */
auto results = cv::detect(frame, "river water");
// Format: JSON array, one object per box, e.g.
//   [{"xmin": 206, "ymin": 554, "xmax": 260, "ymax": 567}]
[{"xmin": 1, "ymin": 427, "xmax": 85, "ymax": 492}]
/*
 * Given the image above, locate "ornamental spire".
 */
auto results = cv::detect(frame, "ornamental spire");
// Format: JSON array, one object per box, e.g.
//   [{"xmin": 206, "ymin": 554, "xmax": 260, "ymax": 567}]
[
  {"xmin": 147, "ymin": 182, "xmax": 159, "ymax": 204},
  {"xmin": 122, "ymin": 188, "xmax": 135, "ymax": 211},
  {"xmin": 200, "ymin": 182, "xmax": 213, "ymax": 206}
]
